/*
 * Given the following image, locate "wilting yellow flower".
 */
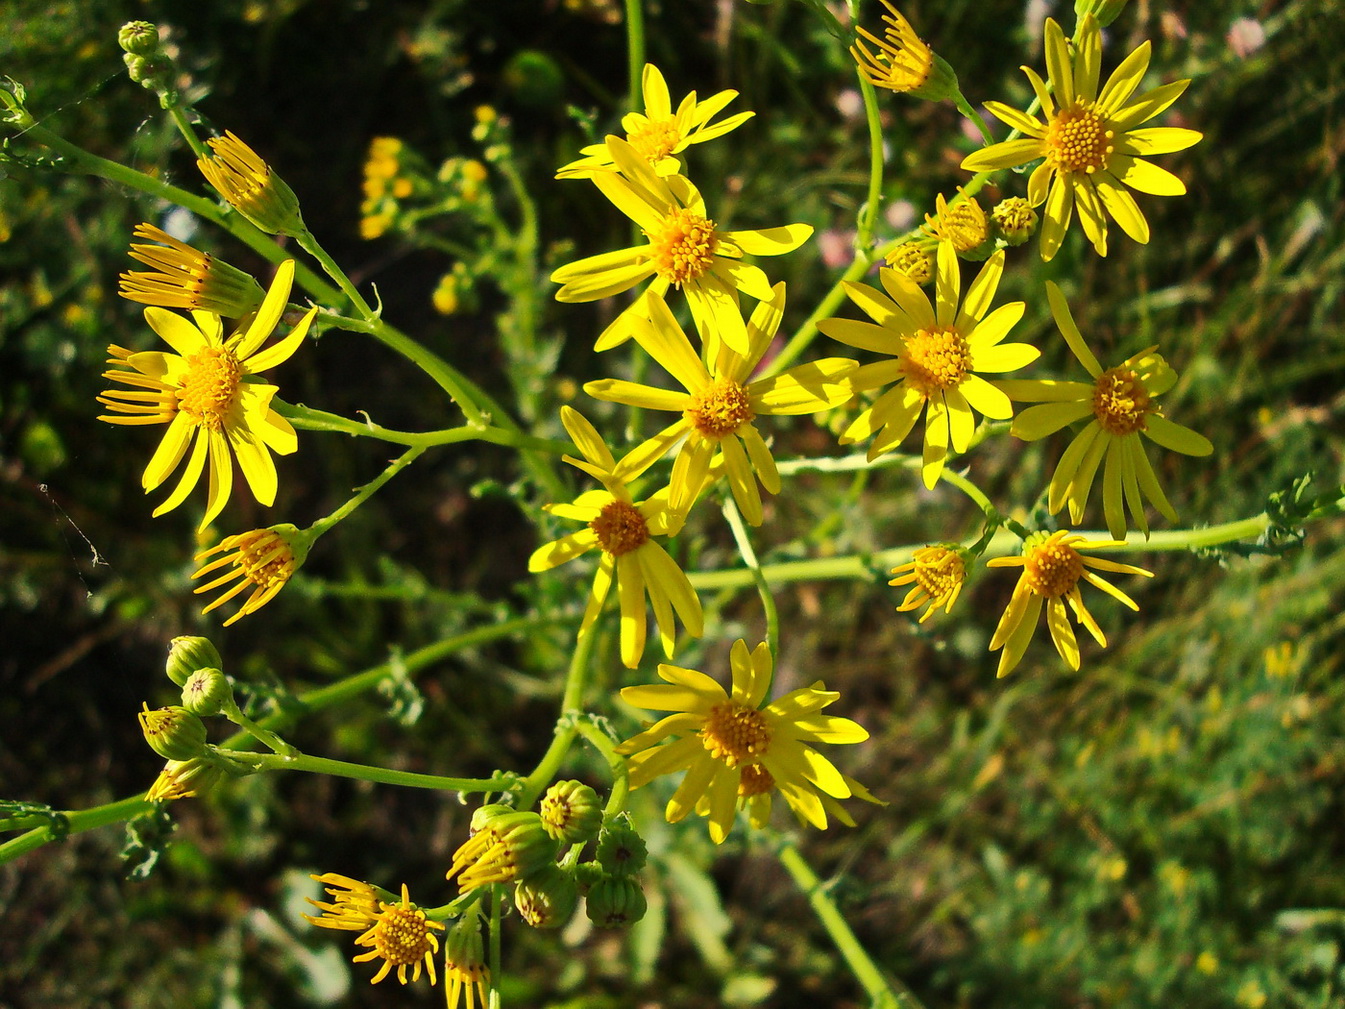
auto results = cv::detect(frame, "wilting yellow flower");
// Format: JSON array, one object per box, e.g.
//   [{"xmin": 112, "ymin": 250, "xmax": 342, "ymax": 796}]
[
  {"xmin": 192, "ymin": 524, "xmax": 308, "ymax": 625},
  {"xmin": 119, "ymin": 223, "xmax": 265, "ymax": 317},
  {"xmin": 145, "ymin": 755, "xmax": 226, "ymax": 802},
  {"xmin": 961, "ymin": 14, "xmax": 1201, "ymax": 260},
  {"xmin": 197, "ymin": 131, "xmax": 306, "ymax": 237},
  {"xmin": 350, "ymin": 884, "xmax": 444, "ymax": 985},
  {"xmin": 98, "ymin": 261, "xmax": 315, "ymax": 529},
  {"xmin": 884, "ymin": 241, "xmax": 935, "ymax": 286},
  {"xmin": 889, "ymin": 544, "xmax": 967, "ymax": 622},
  {"xmin": 558, "ymin": 63, "xmax": 752, "ymax": 179},
  {"xmin": 446, "ymin": 810, "xmax": 558, "ymax": 893},
  {"xmin": 443, "ymin": 917, "xmax": 491, "ymax": 1009},
  {"xmin": 528, "ymin": 407, "xmax": 702, "ymax": 668},
  {"xmin": 304, "ymin": 873, "xmax": 384, "ymax": 932},
  {"xmin": 819, "ymin": 243, "xmax": 1038, "ymax": 488},
  {"xmin": 616, "ymin": 640, "xmax": 876, "ymax": 843},
  {"xmin": 1002, "ymin": 282, "xmax": 1213, "ymax": 538},
  {"xmin": 921, "ymin": 190, "xmax": 990, "ymax": 256},
  {"xmin": 550, "ymin": 136, "xmax": 812, "ymax": 353},
  {"xmin": 987, "ymin": 531, "xmax": 1152, "ymax": 677},
  {"xmin": 583, "ymin": 285, "xmax": 856, "ymax": 524},
  {"xmin": 851, "ymin": 1, "xmax": 957, "ymax": 100}
]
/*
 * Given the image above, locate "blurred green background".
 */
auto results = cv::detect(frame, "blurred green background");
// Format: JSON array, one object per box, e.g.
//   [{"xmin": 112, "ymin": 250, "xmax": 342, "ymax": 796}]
[{"xmin": 2, "ymin": 0, "xmax": 1344, "ymax": 1006}]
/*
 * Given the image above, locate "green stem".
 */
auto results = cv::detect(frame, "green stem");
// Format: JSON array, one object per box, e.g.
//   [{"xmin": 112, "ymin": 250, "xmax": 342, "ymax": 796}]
[
  {"xmin": 167, "ymin": 104, "xmax": 210, "ymax": 160},
  {"xmin": 516, "ymin": 626, "xmax": 599, "ymax": 809},
  {"xmin": 723, "ymin": 496, "xmax": 780, "ymax": 656},
  {"xmin": 0, "ymin": 795, "xmax": 149, "ymax": 864},
  {"xmin": 295, "ymin": 230, "xmax": 375, "ymax": 319},
  {"xmin": 212, "ymin": 748, "xmax": 514, "ymax": 792},
  {"xmin": 220, "ymin": 697, "xmax": 295, "ymax": 757},
  {"xmin": 778, "ymin": 841, "xmax": 927, "ymax": 1009},
  {"xmin": 489, "ymin": 888, "xmax": 504, "ymax": 1009},
  {"xmin": 574, "ymin": 719, "xmax": 630, "ymax": 818},
  {"xmin": 625, "ymin": 0, "xmax": 646, "ymax": 110},
  {"xmin": 953, "ymin": 92, "xmax": 997, "ymax": 146},
  {"xmin": 854, "ymin": 71, "xmax": 886, "ymax": 252},
  {"xmin": 277, "ymin": 401, "xmax": 573, "ymax": 456},
  {"xmin": 308, "ymin": 446, "xmax": 425, "ymax": 538}
]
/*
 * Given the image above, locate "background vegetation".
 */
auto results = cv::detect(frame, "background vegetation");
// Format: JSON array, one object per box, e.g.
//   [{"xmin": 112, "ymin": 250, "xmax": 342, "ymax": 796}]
[{"xmin": 2, "ymin": 0, "xmax": 1343, "ymax": 1007}]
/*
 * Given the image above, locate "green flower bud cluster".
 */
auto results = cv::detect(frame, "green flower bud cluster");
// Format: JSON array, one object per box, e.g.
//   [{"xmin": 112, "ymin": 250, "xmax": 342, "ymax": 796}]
[
  {"xmin": 990, "ymin": 197, "xmax": 1039, "ymax": 248},
  {"xmin": 117, "ymin": 22, "xmax": 178, "ymax": 109},
  {"xmin": 1074, "ymin": 0, "xmax": 1130, "ymax": 28},
  {"xmin": 569, "ymin": 815, "xmax": 650, "ymax": 929}
]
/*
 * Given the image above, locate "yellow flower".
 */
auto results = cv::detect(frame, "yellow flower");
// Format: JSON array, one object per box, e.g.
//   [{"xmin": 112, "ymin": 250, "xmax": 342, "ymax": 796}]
[
  {"xmin": 921, "ymin": 190, "xmax": 990, "ymax": 256},
  {"xmin": 119, "ymin": 223, "xmax": 265, "ymax": 317},
  {"xmin": 889, "ymin": 544, "xmax": 967, "ymax": 622},
  {"xmin": 557, "ymin": 63, "xmax": 752, "ymax": 179},
  {"xmin": 987, "ymin": 531, "xmax": 1152, "ymax": 677},
  {"xmin": 97, "ymin": 261, "xmax": 315, "ymax": 529},
  {"xmin": 850, "ymin": 1, "xmax": 958, "ymax": 101},
  {"xmin": 960, "ymin": 14, "xmax": 1202, "ymax": 261},
  {"xmin": 1002, "ymin": 282, "xmax": 1213, "ymax": 538},
  {"xmin": 616, "ymin": 640, "xmax": 876, "ymax": 843},
  {"xmin": 197, "ymin": 131, "xmax": 306, "ymax": 237},
  {"xmin": 550, "ymin": 136, "xmax": 813, "ymax": 354},
  {"xmin": 583, "ymin": 286, "xmax": 856, "ymax": 525},
  {"xmin": 819, "ymin": 243, "xmax": 1038, "ymax": 488},
  {"xmin": 528, "ymin": 407, "xmax": 702, "ymax": 668},
  {"xmin": 443, "ymin": 917, "xmax": 491, "ymax": 1009},
  {"xmin": 884, "ymin": 241, "xmax": 935, "ymax": 286},
  {"xmin": 191, "ymin": 524, "xmax": 308, "ymax": 625},
  {"xmin": 445, "ymin": 810, "xmax": 558, "ymax": 893},
  {"xmin": 350, "ymin": 884, "xmax": 444, "ymax": 985},
  {"xmin": 303, "ymin": 873, "xmax": 384, "ymax": 932}
]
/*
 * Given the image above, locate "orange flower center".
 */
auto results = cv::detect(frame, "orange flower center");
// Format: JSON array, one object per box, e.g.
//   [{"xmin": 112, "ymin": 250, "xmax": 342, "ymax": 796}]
[
  {"xmin": 912, "ymin": 547, "xmax": 965, "ymax": 600},
  {"xmin": 1045, "ymin": 104, "xmax": 1114, "ymax": 175},
  {"xmin": 627, "ymin": 115, "xmax": 681, "ymax": 163},
  {"xmin": 177, "ymin": 346, "xmax": 242, "ymax": 430},
  {"xmin": 737, "ymin": 763, "xmax": 776, "ymax": 798},
  {"xmin": 685, "ymin": 378, "xmax": 754, "ymax": 439},
  {"xmin": 1092, "ymin": 367, "xmax": 1152, "ymax": 436},
  {"xmin": 1023, "ymin": 537, "xmax": 1085, "ymax": 598},
  {"xmin": 366, "ymin": 906, "xmax": 436, "ymax": 967},
  {"xmin": 590, "ymin": 500, "xmax": 650, "ymax": 557},
  {"xmin": 700, "ymin": 702, "xmax": 771, "ymax": 768},
  {"xmin": 647, "ymin": 206, "xmax": 719, "ymax": 287},
  {"xmin": 902, "ymin": 325, "xmax": 972, "ymax": 395}
]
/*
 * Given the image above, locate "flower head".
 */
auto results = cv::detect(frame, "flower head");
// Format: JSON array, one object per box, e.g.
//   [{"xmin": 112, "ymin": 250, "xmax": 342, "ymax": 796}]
[
  {"xmin": 1002, "ymin": 282, "xmax": 1213, "ymax": 538},
  {"xmin": 304, "ymin": 873, "xmax": 383, "ymax": 932},
  {"xmin": 191, "ymin": 524, "xmax": 309, "ymax": 625},
  {"xmin": 197, "ymin": 131, "xmax": 305, "ymax": 237},
  {"xmin": 921, "ymin": 190, "xmax": 991, "ymax": 257},
  {"xmin": 146, "ymin": 754, "xmax": 227, "ymax": 802},
  {"xmin": 351, "ymin": 884, "xmax": 444, "ymax": 985},
  {"xmin": 884, "ymin": 241, "xmax": 935, "ymax": 286},
  {"xmin": 529, "ymin": 407, "xmax": 703, "ymax": 668},
  {"xmin": 584, "ymin": 286, "xmax": 856, "ymax": 524},
  {"xmin": 443, "ymin": 917, "xmax": 490, "ymax": 1009},
  {"xmin": 889, "ymin": 544, "xmax": 967, "ymax": 622},
  {"xmin": 987, "ymin": 531, "xmax": 1152, "ymax": 677},
  {"xmin": 961, "ymin": 15, "xmax": 1202, "ymax": 260},
  {"xmin": 615, "ymin": 640, "xmax": 877, "ymax": 843},
  {"xmin": 819, "ymin": 243, "xmax": 1038, "ymax": 488},
  {"xmin": 119, "ymin": 223, "xmax": 265, "ymax": 317},
  {"xmin": 558, "ymin": 63, "xmax": 753, "ymax": 179},
  {"xmin": 550, "ymin": 137, "xmax": 812, "ymax": 353},
  {"xmin": 851, "ymin": 1, "xmax": 958, "ymax": 101},
  {"xmin": 97, "ymin": 261, "xmax": 314, "ymax": 529},
  {"xmin": 446, "ymin": 810, "xmax": 558, "ymax": 892}
]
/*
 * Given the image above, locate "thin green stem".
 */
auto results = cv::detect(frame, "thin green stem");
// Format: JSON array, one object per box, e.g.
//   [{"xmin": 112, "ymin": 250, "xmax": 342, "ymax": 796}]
[
  {"xmin": 167, "ymin": 105, "xmax": 210, "ymax": 159},
  {"xmin": 0, "ymin": 795, "xmax": 149, "ymax": 864},
  {"xmin": 212, "ymin": 748, "xmax": 514, "ymax": 792},
  {"xmin": 295, "ymin": 230, "xmax": 375, "ymax": 319},
  {"xmin": 723, "ymin": 496, "xmax": 780, "ymax": 656},
  {"xmin": 489, "ymin": 889, "xmax": 503, "ymax": 1009},
  {"xmin": 308, "ymin": 446, "xmax": 425, "ymax": 538},
  {"xmin": 516, "ymin": 626, "xmax": 599, "ymax": 809},
  {"xmin": 625, "ymin": 0, "xmax": 646, "ymax": 110},
  {"xmin": 574, "ymin": 719, "xmax": 630, "ymax": 818},
  {"xmin": 778, "ymin": 841, "xmax": 927, "ymax": 1009},
  {"xmin": 954, "ymin": 92, "xmax": 997, "ymax": 146},
  {"xmin": 220, "ymin": 697, "xmax": 295, "ymax": 757},
  {"xmin": 854, "ymin": 71, "xmax": 886, "ymax": 252},
  {"xmin": 276, "ymin": 401, "xmax": 573, "ymax": 456}
]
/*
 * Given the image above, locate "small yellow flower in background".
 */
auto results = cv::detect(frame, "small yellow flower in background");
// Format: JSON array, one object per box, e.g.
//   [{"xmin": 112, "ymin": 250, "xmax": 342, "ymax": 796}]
[
  {"xmin": 1002, "ymin": 282, "xmax": 1213, "ymax": 538},
  {"xmin": 443, "ymin": 917, "xmax": 491, "ymax": 1009},
  {"xmin": 98, "ymin": 260, "xmax": 316, "ymax": 530},
  {"xmin": 961, "ymin": 14, "xmax": 1202, "ymax": 260},
  {"xmin": 528, "ymin": 407, "xmax": 702, "ymax": 668},
  {"xmin": 119, "ymin": 223, "xmax": 265, "ymax": 317},
  {"xmin": 615, "ymin": 639, "xmax": 877, "ymax": 843},
  {"xmin": 351, "ymin": 884, "xmax": 444, "ymax": 985},
  {"xmin": 889, "ymin": 544, "xmax": 967, "ymax": 622},
  {"xmin": 583, "ymin": 285, "xmax": 856, "ymax": 525},
  {"xmin": 550, "ymin": 136, "xmax": 813, "ymax": 353},
  {"xmin": 987, "ymin": 530, "xmax": 1152, "ymax": 678},
  {"xmin": 851, "ymin": 1, "xmax": 959, "ymax": 101},
  {"xmin": 304, "ymin": 873, "xmax": 384, "ymax": 932},
  {"xmin": 922, "ymin": 190, "xmax": 991, "ymax": 257},
  {"xmin": 884, "ymin": 240, "xmax": 935, "ymax": 286},
  {"xmin": 192, "ymin": 523, "xmax": 308, "ymax": 625},
  {"xmin": 558, "ymin": 63, "xmax": 753, "ymax": 179},
  {"xmin": 197, "ymin": 131, "xmax": 306, "ymax": 237},
  {"xmin": 819, "ymin": 243, "xmax": 1038, "ymax": 488}
]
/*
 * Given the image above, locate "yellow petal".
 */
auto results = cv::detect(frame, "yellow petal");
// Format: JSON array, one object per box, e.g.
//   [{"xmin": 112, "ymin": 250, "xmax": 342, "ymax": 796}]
[
  {"xmin": 151, "ymin": 427, "xmax": 208, "ymax": 517},
  {"xmin": 1144, "ymin": 415, "xmax": 1213, "ymax": 456},
  {"xmin": 228, "ymin": 422, "xmax": 277, "ymax": 506},
  {"xmin": 957, "ymin": 250, "xmax": 1004, "ymax": 328},
  {"xmin": 142, "ymin": 412, "xmax": 196, "ymax": 491},
  {"xmin": 1094, "ymin": 174, "xmax": 1150, "ymax": 244},
  {"xmin": 233, "ymin": 260, "xmax": 297, "ymax": 360},
  {"xmin": 202, "ymin": 428, "xmax": 234, "ymax": 530},
  {"xmin": 1012, "ymin": 400, "xmax": 1092, "ymax": 440},
  {"xmin": 1109, "ymin": 155, "xmax": 1187, "ymax": 197},
  {"xmin": 1046, "ymin": 281, "xmax": 1103, "ymax": 377},
  {"xmin": 722, "ymin": 223, "xmax": 813, "ymax": 256},
  {"xmin": 1043, "ymin": 17, "xmax": 1074, "ymax": 105},
  {"xmin": 243, "ymin": 305, "xmax": 317, "ymax": 374},
  {"xmin": 144, "ymin": 307, "xmax": 208, "ymax": 358},
  {"xmin": 1097, "ymin": 40, "xmax": 1151, "ymax": 116},
  {"xmin": 1115, "ymin": 127, "xmax": 1202, "ymax": 157},
  {"xmin": 617, "ymin": 552, "xmax": 647, "ymax": 669}
]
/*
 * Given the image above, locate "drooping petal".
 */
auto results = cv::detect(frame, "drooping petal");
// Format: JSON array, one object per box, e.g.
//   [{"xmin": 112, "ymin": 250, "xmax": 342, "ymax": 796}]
[
  {"xmin": 1039, "ymin": 172, "xmax": 1075, "ymax": 262},
  {"xmin": 202, "ymin": 428, "xmax": 234, "ymax": 530},
  {"xmin": 1013, "ymin": 400, "xmax": 1094, "ymax": 441},
  {"xmin": 1073, "ymin": 176, "xmax": 1109, "ymax": 256},
  {"xmin": 228, "ymin": 422, "xmax": 278, "ymax": 506},
  {"xmin": 1046, "ymin": 597, "xmax": 1081, "ymax": 670},
  {"xmin": 527, "ymin": 528, "xmax": 599, "ymax": 572},
  {"xmin": 1094, "ymin": 174, "xmax": 1151, "ymax": 243},
  {"xmin": 1046, "ymin": 281, "xmax": 1103, "ymax": 377},
  {"xmin": 141, "ymin": 412, "xmax": 196, "ymax": 491},
  {"xmin": 616, "ymin": 552, "xmax": 648, "ymax": 669},
  {"xmin": 960, "ymin": 137, "xmax": 1045, "ymax": 173},
  {"xmin": 1048, "ymin": 422, "xmax": 1101, "ymax": 514}
]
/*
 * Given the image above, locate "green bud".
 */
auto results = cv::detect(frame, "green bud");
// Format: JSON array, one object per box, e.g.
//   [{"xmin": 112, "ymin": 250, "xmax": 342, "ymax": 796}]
[
  {"xmin": 595, "ymin": 819, "xmax": 647, "ymax": 877},
  {"xmin": 514, "ymin": 865, "xmax": 579, "ymax": 929},
  {"xmin": 991, "ymin": 197, "xmax": 1038, "ymax": 247},
  {"xmin": 118, "ymin": 21, "xmax": 160, "ymax": 56},
  {"xmin": 451, "ymin": 811, "xmax": 559, "ymax": 891},
  {"xmin": 444, "ymin": 916, "xmax": 489, "ymax": 986},
  {"xmin": 470, "ymin": 803, "xmax": 514, "ymax": 834},
  {"xmin": 573, "ymin": 860, "xmax": 605, "ymax": 892},
  {"xmin": 166, "ymin": 636, "xmax": 223, "ymax": 687},
  {"xmin": 909, "ymin": 52, "xmax": 962, "ymax": 104},
  {"xmin": 181, "ymin": 668, "xmax": 233, "ymax": 717},
  {"xmin": 540, "ymin": 780, "xmax": 603, "ymax": 844},
  {"xmin": 139, "ymin": 704, "xmax": 208, "ymax": 761},
  {"xmin": 1074, "ymin": 0, "xmax": 1129, "ymax": 28},
  {"xmin": 585, "ymin": 874, "xmax": 647, "ymax": 928}
]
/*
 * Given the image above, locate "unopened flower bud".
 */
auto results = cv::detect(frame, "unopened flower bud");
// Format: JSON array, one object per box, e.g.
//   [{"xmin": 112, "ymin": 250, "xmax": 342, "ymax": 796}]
[
  {"xmin": 514, "ymin": 865, "xmax": 579, "ymax": 929},
  {"xmin": 573, "ymin": 860, "xmax": 605, "ymax": 892},
  {"xmin": 1074, "ymin": 0, "xmax": 1129, "ymax": 28},
  {"xmin": 181, "ymin": 668, "xmax": 233, "ymax": 716},
  {"xmin": 540, "ymin": 780, "xmax": 603, "ymax": 844},
  {"xmin": 884, "ymin": 241, "xmax": 935, "ymax": 286},
  {"xmin": 447, "ymin": 811, "xmax": 559, "ymax": 892},
  {"xmin": 197, "ymin": 132, "xmax": 306, "ymax": 238},
  {"xmin": 991, "ymin": 197, "xmax": 1038, "ymax": 247},
  {"xmin": 146, "ymin": 755, "xmax": 226, "ymax": 802},
  {"xmin": 443, "ymin": 917, "xmax": 490, "ymax": 998},
  {"xmin": 595, "ymin": 819, "xmax": 647, "ymax": 877},
  {"xmin": 118, "ymin": 21, "xmax": 160, "ymax": 57},
  {"xmin": 585, "ymin": 874, "xmax": 647, "ymax": 928},
  {"xmin": 470, "ymin": 803, "xmax": 514, "ymax": 834},
  {"xmin": 139, "ymin": 703, "xmax": 208, "ymax": 760},
  {"xmin": 166, "ymin": 635, "xmax": 222, "ymax": 686}
]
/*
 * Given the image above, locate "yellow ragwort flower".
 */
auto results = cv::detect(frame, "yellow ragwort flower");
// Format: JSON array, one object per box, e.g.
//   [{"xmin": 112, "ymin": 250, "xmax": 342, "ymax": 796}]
[
  {"xmin": 615, "ymin": 639, "xmax": 877, "ymax": 843},
  {"xmin": 446, "ymin": 810, "xmax": 558, "ymax": 893},
  {"xmin": 528, "ymin": 407, "xmax": 702, "ymax": 668},
  {"xmin": 884, "ymin": 241, "xmax": 936, "ymax": 286},
  {"xmin": 583, "ymin": 285, "xmax": 856, "ymax": 525},
  {"xmin": 550, "ymin": 136, "xmax": 812, "ymax": 354},
  {"xmin": 960, "ymin": 14, "xmax": 1202, "ymax": 260},
  {"xmin": 921, "ymin": 190, "xmax": 991, "ymax": 256},
  {"xmin": 192, "ymin": 524, "xmax": 308, "ymax": 625},
  {"xmin": 351, "ymin": 884, "xmax": 444, "ymax": 985},
  {"xmin": 443, "ymin": 917, "xmax": 491, "ymax": 1009},
  {"xmin": 889, "ymin": 544, "xmax": 967, "ymax": 622},
  {"xmin": 98, "ymin": 261, "xmax": 315, "ymax": 529},
  {"xmin": 303, "ymin": 873, "xmax": 384, "ymax": 933},
  {"xmin": 558, "ymin": 63, "xmax": 753, "ymax": 179},
  {"xmin": 819, "ymin": 243, "xmax": 1039, "ymax": 488},
  {"xmin": 197, "ymin": 131, "xmax": 306, "ymax": 237},
  {"xmin": 987, "ymin": 530, "xmax": 1152, "ymax": 677},
  {"xmin": 851, "ymin": 1, "xmax": 957, "ymax": 101},
  {"xmin": 1002, "ymin": 282, "xmax": 1213, "ymax": 539},
  {"xmin": 119, "ymin": 223, "xmax": 265, "ymax": 318}
]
